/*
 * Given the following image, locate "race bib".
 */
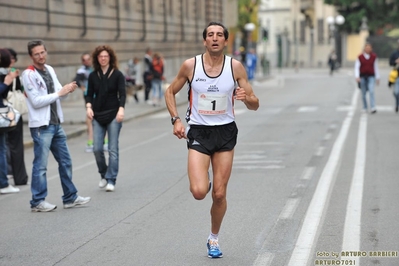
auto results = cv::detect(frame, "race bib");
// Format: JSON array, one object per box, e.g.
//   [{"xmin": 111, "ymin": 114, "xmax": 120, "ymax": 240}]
[{"xmin": 198, "ymin": 93, "xmax": 227, "ymax": 115}]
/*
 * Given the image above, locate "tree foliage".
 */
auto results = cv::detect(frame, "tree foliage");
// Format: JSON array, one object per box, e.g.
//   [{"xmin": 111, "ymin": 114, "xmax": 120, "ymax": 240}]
[
  {"xmin": 236, "ymin": 0, "xmax": 260, "ymax": 49},
  {"xmin": 324, "ymin": 0, "xmax": 399, "ymax": 34}
]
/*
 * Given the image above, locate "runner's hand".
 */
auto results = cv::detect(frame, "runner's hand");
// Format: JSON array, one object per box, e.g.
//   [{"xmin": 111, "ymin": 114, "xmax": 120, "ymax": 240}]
[{"xmin": 173, "ymin": 120, "xmax": 186, "ymax": 139}]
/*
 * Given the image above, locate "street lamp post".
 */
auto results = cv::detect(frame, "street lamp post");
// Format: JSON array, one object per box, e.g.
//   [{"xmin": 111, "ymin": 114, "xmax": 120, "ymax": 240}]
[
  {"xmin": 244, "ymin": 22, "xmax": 256, "ymax": 53},
  {"xmin": 326, "ymin": 15, "xmax": 345, "ymax": 65}
]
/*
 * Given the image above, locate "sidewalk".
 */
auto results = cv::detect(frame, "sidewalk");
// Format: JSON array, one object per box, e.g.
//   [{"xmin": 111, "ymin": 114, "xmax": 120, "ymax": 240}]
[{"xmin": 22, "ymin": 88, "xmax": 186, "ymax": 148}]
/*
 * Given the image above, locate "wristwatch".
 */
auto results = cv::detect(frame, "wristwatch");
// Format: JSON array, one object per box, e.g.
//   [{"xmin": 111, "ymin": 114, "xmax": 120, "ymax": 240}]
[{"xmin": 171, "ymin": 116, "xmax": 180, "ymax": 125}]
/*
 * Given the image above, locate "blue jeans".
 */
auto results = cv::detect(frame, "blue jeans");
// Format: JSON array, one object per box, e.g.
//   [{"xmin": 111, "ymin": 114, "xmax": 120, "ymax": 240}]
[
  {"xmin": 92, "ymin": 117, "xmax": 122, "ymax": 185},
  {"xmin": 30, "ymin": 125, "xmax": 77, "ymax": 207},
  {"xmin": 360, "ymin": 76, "xmax": 376, "ymax": 110},
  {"xmin": 151, "ymin": 79, "xmax": 163, "ymax": 100},
  {"xmin": 0, "ymin": 132, "xmax": 10, "ymax": 188},
  {"xmin": 394, "ymin": 78, "xmax": 399, "ymax": 108}
]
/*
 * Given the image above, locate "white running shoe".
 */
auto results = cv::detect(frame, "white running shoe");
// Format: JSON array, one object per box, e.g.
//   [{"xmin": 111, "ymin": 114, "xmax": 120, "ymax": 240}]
[
  {"xmin": 106, "ymin": 184, "xmax": 115, "ymax": 192},
  {"xmin": 99, "ymin": 178, "xmax": 107, "ymax": 188},
  {"xmin": 31, "ymin": 201, "xmax": 57, "ymax": 212},
  {"xmin": 0, "ymin": 185, "xmax": 20, "ymax": 194},
  {"xmin": 64, "ymin": 196, "xmax": 91, "ymax": 209}
]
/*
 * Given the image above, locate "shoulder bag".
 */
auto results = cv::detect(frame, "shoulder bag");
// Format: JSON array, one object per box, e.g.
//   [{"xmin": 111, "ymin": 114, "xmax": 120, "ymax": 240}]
[
  {"xmin": 0, "ymin": 104, "xmax": 21, "ymax": 133},
  {"xmin": 7, "ymin": 78, "xmax": 28, "ymax": 114}
]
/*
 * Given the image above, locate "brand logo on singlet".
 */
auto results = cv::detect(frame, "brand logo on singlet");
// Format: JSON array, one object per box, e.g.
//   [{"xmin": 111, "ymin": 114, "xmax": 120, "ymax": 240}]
[{"xmin": 195, "ymin": 77, "xmax": 206, "ymax": 82}]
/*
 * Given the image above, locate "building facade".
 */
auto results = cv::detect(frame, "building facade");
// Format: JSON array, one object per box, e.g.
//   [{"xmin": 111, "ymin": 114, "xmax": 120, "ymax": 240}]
[
  {"xmin": 258, "ymin": 0, "xmax": 342, "ymax": 69},
  {"xmin": 0, "ymin": 0, "xmax": 238, "ymax": 85}
]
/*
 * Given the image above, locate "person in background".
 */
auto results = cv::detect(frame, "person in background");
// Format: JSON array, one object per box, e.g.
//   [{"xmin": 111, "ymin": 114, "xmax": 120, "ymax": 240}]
[
  {"xmin": 1, "ymin": 48, "xmax": 29, "ymax": 185},
  {"xmin": 151, "ymin": 52, "xmax": 164, "ymax": 106},
  {"xmin": 0, "ymin": 48, "xmax": 20, "ymax": 194},
  {"xmin": 354, "ymin": 43, "xmax": 380, "ymax": 114},
  {"xmin": 389, "ymin": 39, "xmax": 399, "ymax": 113},
  {"xmin": 22, "ymin": 39, "xmax": 91, "ymax": 211},
  {"xmin": 245, "ymin": 48, "xmax": 257, "ymax": 82},
  {"xmin": 85, "ymin": 45, "xmax": 126, "ymax": 192},
  {"xmin": 143, "ymin": 47, "xmax": 152, "ymax": 103},
  {"xmin": 125, "ymin": 56, "xmax": 142, "ymax": 103},
  {"xmin": 74, "ymin": 53, "xmax": 96, "ymax": 152},
  {"xmin": 164, "ymin": 22, "xmax": 259, "ymax": 259},
  {"xmin": 328, "ymin": 49, "xmax": 338, "ymax": 76}
]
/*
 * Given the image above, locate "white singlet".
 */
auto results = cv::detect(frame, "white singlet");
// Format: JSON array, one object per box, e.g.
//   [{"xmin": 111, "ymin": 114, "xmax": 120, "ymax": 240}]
[{"xmin": 186, "ymin": 54, "xmax": 236, "ymax": 126}]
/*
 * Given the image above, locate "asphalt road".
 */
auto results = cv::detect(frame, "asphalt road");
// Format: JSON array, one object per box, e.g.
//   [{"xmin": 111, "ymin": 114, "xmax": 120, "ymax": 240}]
[{"xmin": 1, "ymin": 68, "xmax": 398, "ymax": 266}]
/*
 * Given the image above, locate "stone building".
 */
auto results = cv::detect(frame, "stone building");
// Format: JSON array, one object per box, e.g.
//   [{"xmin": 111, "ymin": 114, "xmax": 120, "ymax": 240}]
[{"xmin": 0, "ymin": 0, "xmax": 238, "ymax": 85}]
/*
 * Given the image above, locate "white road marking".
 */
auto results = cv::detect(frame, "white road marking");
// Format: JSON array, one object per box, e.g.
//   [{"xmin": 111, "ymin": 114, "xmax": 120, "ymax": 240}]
[
  {"xmin": 341, "ymin": 114, "xmax": 367, "ymax": 265},
  {"xmin": 338, "ymin": 105, "xmax": 394, "ymax": 112},
  {"xmin": 374, "ymin": 105, "xmax": 394, "ymax": 112},
  {"xmin": 253, "ymin": 252, "xmax": 275, "ymax": 266},
  {"xmin": 315, "ymin": 146, "xmax": 325, "ymax": 156},
  {"xmin": 287, "ymin": 88, "xmax": 359, "ymax": 266},
  {"xmin": 323, "ymin": 133, "xmax": 332, "ymax": 141},
  {"xmin": 279, "ymin": 198, "xmax": 300, "ymax": 219},
  {"xmin": 234, "ymin": 165, "xmax": 285, "ymax": 170},
  {"xmin": 242, "ymin": 142, "xmax": 284, "ymax": 145},
  {"xmin": 301, "ymin": 167, "xmax": 315, "ymax": 180},
  {"xmin": 234, "ymin": 160, "xmax": 282, "ymax": 164},
  {"xmin": 297, "ymin": 106, "xmax": 319, "ymax": 112},
  {"xmin": 337, "ymin": 106, "xmax": 354, "ymax": 112}
]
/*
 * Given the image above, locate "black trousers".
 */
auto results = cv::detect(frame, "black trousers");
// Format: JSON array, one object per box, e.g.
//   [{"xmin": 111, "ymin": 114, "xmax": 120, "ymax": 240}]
[{"xmin": 7, "ymin": 117, "xmax": 28, "ymax": 185}]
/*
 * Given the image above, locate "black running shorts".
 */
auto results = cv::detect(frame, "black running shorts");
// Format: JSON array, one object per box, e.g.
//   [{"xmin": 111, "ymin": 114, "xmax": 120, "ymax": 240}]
[{"xmin": 186, "ymin": 121, "xmax": 238, "ymax": 155}]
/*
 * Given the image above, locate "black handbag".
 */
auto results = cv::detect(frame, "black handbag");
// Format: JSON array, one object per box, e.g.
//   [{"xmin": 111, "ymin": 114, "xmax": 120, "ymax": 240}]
[
  {"xmin": 94, "ymin": 109, "xmax": 117, "ymax": 126},
  {"xmin": 0, "ymin": 104, "xmax": 21, "ymax": 133}
]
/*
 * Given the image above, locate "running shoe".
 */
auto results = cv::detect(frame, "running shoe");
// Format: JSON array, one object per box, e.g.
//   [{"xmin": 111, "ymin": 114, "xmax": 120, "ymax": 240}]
[
  {"xmin": 31, "ymin": 201, "xmax": 57, "ymax": 212},
  {"xmin": 99, "ymin": 178, "xmax": 107, "ymax": 188},
  {"xmin": 0, "ymin": 185, "xmax": 20, "ymax": 194},
  {"xmin": 106, "ymin": 183, "xmax": 115, "ymax": 192},
  {"xmin": 64, "ymin": 196, "xmax": 91, "ymax": 209},
  {"xmin": 207, "ymin": 238, "xmax": 223, "ymax": 258}
]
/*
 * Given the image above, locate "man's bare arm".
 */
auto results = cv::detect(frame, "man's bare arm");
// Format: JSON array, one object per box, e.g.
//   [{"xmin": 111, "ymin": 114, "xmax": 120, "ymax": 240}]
[
  {"xmin": 164, "ymin": 58, "xmax": 194, "ymax": 117},
  {"xmin": 164, "ymin": 58, "xmax": 195, "ymax": 139}
]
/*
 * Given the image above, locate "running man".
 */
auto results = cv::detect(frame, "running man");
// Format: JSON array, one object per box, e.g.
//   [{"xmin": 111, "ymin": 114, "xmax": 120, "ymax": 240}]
[{"xmin": 164, "ymin": 22, "xmax": 259, "ymax": 258}]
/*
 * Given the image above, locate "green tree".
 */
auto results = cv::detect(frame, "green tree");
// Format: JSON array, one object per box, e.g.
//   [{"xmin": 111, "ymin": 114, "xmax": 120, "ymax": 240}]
[
  {"xmin": 236, "ymin": 0, "xmax": 260, "ymax": 51},
  {"xmin": 324, "ymin": 0, "xmax": 399, "ymax": 34}
]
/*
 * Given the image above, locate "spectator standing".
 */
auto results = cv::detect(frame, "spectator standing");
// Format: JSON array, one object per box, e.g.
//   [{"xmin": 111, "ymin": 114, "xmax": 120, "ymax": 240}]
[
  {"xmin": 354, "ymin": 43, "xmax": 380, "ymax": 114},
  {"xmin": 328, "ymin": 49, "xmax": 338, "ymax": 76},
  {"xmin": 85, "ymin": 45, "xmax": 126, "ymax": 192},
  {"xmin": 164, "ymin": 22, "xmax": 259, "ymax": 258},
  {"xmin": 126, "ymin": 56, "xmax": 141, "ymax": 103},
  {"xmin": 22, "ymin": 39, "xmax": 91, "ymax": 211},
  {"xmin": 0, "ymin": 48, "xmax": 29, "ymax": 185},
  {"xmin": 0, "ymin": 48, "xmax": 20, "ymax": 194},
  {"xmin": 151, "ymin": 52, "xmax": 164, "ymax": 106},
  {"xmin": 389, "ymin": 40, "xmax": 399, "ymax": 113},
  {"xmin": 143, "ymin": 47, "xmax": 153, "ymax": 103},
  {"xmin": 73, "ymin": 52, "xmax": 95, "ymax": 152}
]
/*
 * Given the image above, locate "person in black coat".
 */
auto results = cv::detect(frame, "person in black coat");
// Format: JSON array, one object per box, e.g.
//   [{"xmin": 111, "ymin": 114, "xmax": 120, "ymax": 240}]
[{"xmin": 0, "ymin": 48, "xmax": 28, "ymax": 185}]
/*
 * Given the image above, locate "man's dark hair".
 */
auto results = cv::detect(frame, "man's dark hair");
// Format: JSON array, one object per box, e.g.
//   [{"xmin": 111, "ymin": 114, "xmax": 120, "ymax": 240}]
[
  {"xmin": 202, "ymin": 22, "xmax": 229, "ymax": 40},
  {"xmin": 0, "ymin": 48, "xmax": 11, "ymax": 68},
  {"xmin": 27, "ymin": 39, "xmax": 47, "ymax": 56}
]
